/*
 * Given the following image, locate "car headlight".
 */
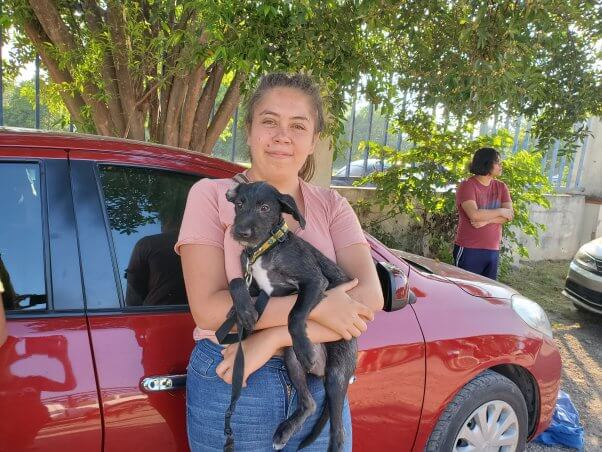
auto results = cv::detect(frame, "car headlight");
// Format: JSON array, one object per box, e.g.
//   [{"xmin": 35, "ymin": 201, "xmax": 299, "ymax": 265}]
[
  {"xmin": 511, "ymin": 294, "xmax": 553, "ymax": 338},
  {"xmin": 574, "ymin": 250, "xmax": 597, "ymax": 272}
]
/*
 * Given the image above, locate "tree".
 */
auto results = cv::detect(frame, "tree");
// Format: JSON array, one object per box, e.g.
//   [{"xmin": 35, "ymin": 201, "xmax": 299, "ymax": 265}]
[
  {"xmin": 369, "ymin": 0, "xmax": 602, "ymax": 154},
  {"xmin": 4, "ymin": 0, "xmax": 383, "ymax": 153},
  {"xmin": 4, "ymin": 1, "xmax": 600, "ymax": 158},
  {"xmin": 357, "ymin": 113, "xmax": 552, "ymax": 274},
  {"xmin": 2, "ymin": 76, "xmax": 70, "ymax": 130}
]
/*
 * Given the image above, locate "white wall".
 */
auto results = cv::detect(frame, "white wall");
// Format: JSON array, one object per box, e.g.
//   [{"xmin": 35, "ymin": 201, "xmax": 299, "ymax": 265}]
[
  {"xmin": 579, "ymin": 117, "xmax": 602, "ymax": 198},
  {"xmin": 309, "ymin": 136, "xmax": 334, "ymax": 188},
  {"xmin": 516, "ymin": 195, "xmax": 586, "ymax": 261}
]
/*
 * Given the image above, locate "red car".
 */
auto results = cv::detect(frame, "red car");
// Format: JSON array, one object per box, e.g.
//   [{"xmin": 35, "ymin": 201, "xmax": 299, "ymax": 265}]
[{"xmin": 0, "ymin": 129, "xmax": 561, "ymax": 452}]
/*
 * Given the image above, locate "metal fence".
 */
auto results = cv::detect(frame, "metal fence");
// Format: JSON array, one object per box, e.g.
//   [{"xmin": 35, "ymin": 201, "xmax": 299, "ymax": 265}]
[
  {"xmin": 0, "ymin": 49, "xmax": 591, "ymax": 193},
  {"xmin": 328, "ymin": 92, "xmax": 592, "ymax": 193}
]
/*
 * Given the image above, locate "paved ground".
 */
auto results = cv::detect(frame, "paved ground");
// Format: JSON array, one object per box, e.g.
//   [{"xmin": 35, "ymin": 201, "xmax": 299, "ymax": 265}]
[{"xmin": 501, "ymin": 261, "xmax": 600, "ymax": 451}]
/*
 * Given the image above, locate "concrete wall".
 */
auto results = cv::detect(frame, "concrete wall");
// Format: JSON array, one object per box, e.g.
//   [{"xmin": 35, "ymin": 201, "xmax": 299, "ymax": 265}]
[
  {"xmin": 580, "ymin": 201, "xmax": 602, "ymax": 243},
  {"xmin": 309, "ymin": 136, "xmax": 334, "ymax": 188},
  {"xmin": 516, "ymin": 195, "xmax": 586, "ymax": 260},
  {"xmin": 579, "ymin": 117, "xmax": 602, "ymax": 198}
]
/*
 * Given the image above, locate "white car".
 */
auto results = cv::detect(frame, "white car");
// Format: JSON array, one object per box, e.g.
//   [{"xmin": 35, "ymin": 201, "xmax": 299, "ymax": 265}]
[{"xmin": 563, "ymin": 237, "xmax": 602, "ymax": 314}]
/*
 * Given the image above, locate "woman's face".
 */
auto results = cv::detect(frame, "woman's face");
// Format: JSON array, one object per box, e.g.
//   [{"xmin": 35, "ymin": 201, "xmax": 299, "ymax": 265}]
[
  {"xmin": 246, "ymin": 87, "xmax": 318, "ymax": 180},
  {"xmin": 490, "ymin": 157, "xmax": 503, "ymax": 177}
]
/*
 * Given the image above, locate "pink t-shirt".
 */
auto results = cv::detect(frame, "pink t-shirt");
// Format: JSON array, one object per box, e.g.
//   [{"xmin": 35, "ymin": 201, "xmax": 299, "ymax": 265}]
[
  {"xmin": 175, "ymin": 175, "xmax": 368, "ymax": 341},
  {"xmin": 455, "ymin": 176, "xmax": 512, "ymax": 250}
]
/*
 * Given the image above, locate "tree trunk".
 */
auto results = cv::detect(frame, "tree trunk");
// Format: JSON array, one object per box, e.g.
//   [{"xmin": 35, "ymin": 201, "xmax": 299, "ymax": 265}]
[
  {"xmin": 27, "ymin": 0, "xmax": 113, "ymax": 135},
  {"xmin": 202, "ymin": 71, "xmax": 245, "ymax": 155},
  {"xmin": 21, "ymin": 20, "xmax": 86, "ymax": 126},
  {"xmin": 163, "ymin": 74, "xmax": 189, "ymax": 147},
  {"xmin": 190, "ymin": 64, "xmax": 224, "ymax": 152},
  {"xmin": 179, "ymin": 64, "xmax": 208, "ymax": 149},
  {"xmin": 81, "ymin": 0, "xmax": 126, "ymax": 136},
  {"xmin": 106, "ymin": 2, "xmax": 145, "ymax": 140}
]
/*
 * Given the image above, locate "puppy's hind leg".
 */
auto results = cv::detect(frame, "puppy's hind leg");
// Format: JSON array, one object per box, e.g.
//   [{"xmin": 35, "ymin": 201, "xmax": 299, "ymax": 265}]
[
  {"xmin": 323, "ymin": 340, "xmax": 357, "ymax": 452},
  {"xmin": 323, "ymin": 367, "xmax": 350, "ymax": 452},
  {"xmin": 272, "ymin": 347, "xmax": 323, "ymax": 450}
]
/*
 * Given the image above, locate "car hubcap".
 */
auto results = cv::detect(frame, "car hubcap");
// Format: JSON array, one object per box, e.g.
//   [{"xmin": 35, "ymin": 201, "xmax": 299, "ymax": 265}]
[{"xmin": 453, "ymin": 400, "xmax": 519, "ymax": 452}]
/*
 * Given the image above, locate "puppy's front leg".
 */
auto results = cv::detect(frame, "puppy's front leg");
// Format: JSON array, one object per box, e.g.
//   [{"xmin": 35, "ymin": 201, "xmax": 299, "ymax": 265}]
[
  {"xmin": 289, "ymin": 279, "xmax": 327, "ymax": 373},
  {"xmin": 229, "ymin": 278, "xmax": 258, "ymax": 332}
]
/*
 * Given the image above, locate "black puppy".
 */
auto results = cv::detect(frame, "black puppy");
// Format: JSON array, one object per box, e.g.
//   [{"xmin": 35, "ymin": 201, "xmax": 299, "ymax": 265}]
[{"xmin": 226, "ymin": 181, "xmax": 357, "ymax": 452}]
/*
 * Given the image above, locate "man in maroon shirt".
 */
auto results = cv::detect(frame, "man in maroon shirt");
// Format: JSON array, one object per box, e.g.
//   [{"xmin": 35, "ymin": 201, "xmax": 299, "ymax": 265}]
[{"xmin": 454, "ymin": 147, "xmax": 514, "ymax": 280}]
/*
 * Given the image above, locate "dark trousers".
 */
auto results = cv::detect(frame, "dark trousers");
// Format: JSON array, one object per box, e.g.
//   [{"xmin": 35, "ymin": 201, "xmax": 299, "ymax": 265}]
[{"xmin": 453, "ymin": 244, "xmax": 500, "ymax": 280}]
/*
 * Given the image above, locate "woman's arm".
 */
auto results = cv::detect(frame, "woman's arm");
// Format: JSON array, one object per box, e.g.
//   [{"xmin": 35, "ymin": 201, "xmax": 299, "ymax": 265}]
[
  {"xmin": 216, "ymin": 320, "xmax": 358, "ymax": 385},
  {"xmin": 180, "ymin": 244, "xmax": 373, "ymax": 336},
  {"xmin": 461, "ymin": 200, "xmax": 513, "ymax": 221},
  {"xmin": 470, "ymin": 201, "xmax": 514, "ymax": 228},
  {"xmin": 334, "ymin": 243, "xmax": 384, "ymax": 312}
]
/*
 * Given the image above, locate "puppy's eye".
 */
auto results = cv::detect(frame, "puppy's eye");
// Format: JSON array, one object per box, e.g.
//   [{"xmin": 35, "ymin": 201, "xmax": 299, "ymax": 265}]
[
  {"xmin": 235, "ymin": 201, "xmax": 243, "ymax": 208},
  {"xmin": 260, "ymin": 204, "xmax": 270, "ymax": 213}
]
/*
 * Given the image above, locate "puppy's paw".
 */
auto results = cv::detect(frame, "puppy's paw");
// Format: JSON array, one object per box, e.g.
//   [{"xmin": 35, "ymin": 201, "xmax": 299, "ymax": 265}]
[
  {"xmin": 235, "ymin": 304, "xmax": 258, "ymax": 332},
  {"xmin": 272, "ymin": 421, "xmax": 295, "ymax": 450}
]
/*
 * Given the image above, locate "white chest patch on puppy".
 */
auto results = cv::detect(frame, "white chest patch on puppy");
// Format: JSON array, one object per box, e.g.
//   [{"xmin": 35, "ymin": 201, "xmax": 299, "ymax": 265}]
[{"xmin": 250, "ymin": 256, "xmax": 274, "ymax": 296}]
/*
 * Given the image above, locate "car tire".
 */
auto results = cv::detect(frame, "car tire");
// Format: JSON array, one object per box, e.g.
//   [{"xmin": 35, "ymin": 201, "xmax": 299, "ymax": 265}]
[{"xmin": 426, "ymin": 370, "xmax": 528, "ymax": 452}]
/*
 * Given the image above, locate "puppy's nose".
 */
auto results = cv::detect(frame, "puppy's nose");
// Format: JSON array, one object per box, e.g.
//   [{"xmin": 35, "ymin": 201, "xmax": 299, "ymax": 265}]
[{"xmin": 235, "ymin": 227, "xmax": 252, "ymax": 239}]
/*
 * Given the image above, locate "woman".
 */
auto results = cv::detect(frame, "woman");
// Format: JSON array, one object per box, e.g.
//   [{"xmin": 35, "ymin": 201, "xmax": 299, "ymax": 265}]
[{"xmin": 176, "ymin": 73, "xmax": 383, "ymax": 451}]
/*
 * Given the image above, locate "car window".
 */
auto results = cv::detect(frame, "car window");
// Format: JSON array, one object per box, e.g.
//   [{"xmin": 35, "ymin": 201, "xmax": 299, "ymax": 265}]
[
  {"xmin": 98, "ymin": 165, "xmax": 199, "ymax": 307},
  {"xmin": 0, "ymin": 162, "xmax": 48, "ymax": 311}
]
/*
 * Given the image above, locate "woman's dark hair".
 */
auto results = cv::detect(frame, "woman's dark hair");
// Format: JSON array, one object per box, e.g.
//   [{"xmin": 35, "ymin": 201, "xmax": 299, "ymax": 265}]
[
  {"xmin": 244, "ymin": 73, "xmax": 325, "ymax": 181},
  {"xmin": 469, "ymin": 147, "xmax": 501, "ymax": 175}
]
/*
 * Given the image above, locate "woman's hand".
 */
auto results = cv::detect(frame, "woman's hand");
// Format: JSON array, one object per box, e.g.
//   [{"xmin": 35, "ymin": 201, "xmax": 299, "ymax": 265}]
[
  {"xmin": 216, "ymin": 328, "xmax": 283, "ymax": 386},
  {"xmin": 309, "ymin": 279, "xmax": 374, "ymax": 341},
  {"xmin": 471, "ymin": 220, "xmax": 489, "ymax": 228}
]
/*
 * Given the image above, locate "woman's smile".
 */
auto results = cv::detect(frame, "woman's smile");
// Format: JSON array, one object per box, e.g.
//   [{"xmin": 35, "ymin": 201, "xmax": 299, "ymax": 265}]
[{"xmin": 265, "ymin": 149, "xmax": 293, "ymax": 159}]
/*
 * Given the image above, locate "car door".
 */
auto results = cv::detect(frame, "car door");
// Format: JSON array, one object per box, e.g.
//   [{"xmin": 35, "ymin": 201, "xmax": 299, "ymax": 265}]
[
  {"xmin": 69, "ymin": 151, "xmax": 205, "ymax": 451},
  {"xmin": 350, "ymin": 244, "xmax": 426, "ymax": 451},
  {"xmin": 0, "ymin": 151, "xmax": 102, "ymax": 452}
]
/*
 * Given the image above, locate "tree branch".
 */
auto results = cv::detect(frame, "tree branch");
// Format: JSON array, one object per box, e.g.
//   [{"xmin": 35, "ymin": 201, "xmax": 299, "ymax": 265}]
[
  {"xmin": 202, "ymin": 71, "xmax": 245, "ymax": 155},
  {"xmin": 27, "ymin": 0, "xmax": 113, "ymax": 135},
  {"xmin": 28, "ymin": 0, "xmax": 77, "ymax": 52},
  {"xmin": 123, "ymin": 81, "xmax": 161, "ymax": 139},
  {"xmin": 179, "ymin": 63, "xmax": 208, "ymax": 149},
  {"xmin": 81, "ymin": 0, "xmax": 125, "ymax": 136},
  {"xmin": 163, "ymin": 73, "xmax": 188, "ymax": 147},
  {"xmin": 190, "ymin": 63, "xmax": 224, "ymax": 152},
  {"xmin": 106, "ymin": 1, "xmax": 145, "ymax": 139},
  {"xmin": 21, "ymin": 18, "xmax": 86, "ymax": 126}
]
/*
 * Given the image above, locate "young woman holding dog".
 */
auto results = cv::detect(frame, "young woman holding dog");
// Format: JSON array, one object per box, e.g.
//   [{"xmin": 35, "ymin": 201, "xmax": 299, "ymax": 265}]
[{"xmin": 176, "ymin": 73, "xmax": 383, "ymax": 451}]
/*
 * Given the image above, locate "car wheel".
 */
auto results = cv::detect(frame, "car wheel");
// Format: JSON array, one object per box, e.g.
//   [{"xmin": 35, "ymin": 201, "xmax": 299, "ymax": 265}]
[{"xmin": 426, "ymin": 370, "xmax": 528, "ymax": 452}]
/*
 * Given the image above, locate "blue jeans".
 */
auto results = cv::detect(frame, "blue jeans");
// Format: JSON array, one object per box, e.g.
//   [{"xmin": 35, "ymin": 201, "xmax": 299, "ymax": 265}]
[
  {"xmin": 186, "ymin": 339, "xmax": 352, "ymax": 451},
  {"xmin": 453, "ymin": 244, "xmax": 500, "ymax": 280}
]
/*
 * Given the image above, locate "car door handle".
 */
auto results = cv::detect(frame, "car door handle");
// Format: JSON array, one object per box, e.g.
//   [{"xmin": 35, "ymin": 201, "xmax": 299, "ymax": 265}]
[{"xmin": 141, "ymin": 374, "xmax": 187, "ymax": 392}]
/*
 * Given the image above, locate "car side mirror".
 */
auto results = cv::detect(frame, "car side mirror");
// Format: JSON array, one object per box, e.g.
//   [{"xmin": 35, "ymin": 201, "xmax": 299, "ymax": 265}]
[{"xmin": 376, "ymin": 261, "xmax": 416, "ymax": 312}]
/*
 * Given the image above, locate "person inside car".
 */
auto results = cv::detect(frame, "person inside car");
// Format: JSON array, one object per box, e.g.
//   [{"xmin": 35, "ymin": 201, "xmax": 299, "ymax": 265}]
[
  {"xmin": 176, "ymin": 72, "xmax": 383, "ymax": 451},
  {"xmin": 0, "ymin": 254, "xmax": 16, "ymax": 347},
  {"xmin": 0, "ymin": 279, "xmax": 5, "ymax": 347}
]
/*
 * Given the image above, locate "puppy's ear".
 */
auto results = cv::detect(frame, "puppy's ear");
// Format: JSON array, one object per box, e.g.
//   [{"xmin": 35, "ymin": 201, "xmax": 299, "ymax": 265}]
[
  {"xmin": 225, "ymin": 184, "xmax": 239, "ymax": 203},
  {"xmin": 277, "ymin": 193, "xmax": 306, "ymax": 229}
]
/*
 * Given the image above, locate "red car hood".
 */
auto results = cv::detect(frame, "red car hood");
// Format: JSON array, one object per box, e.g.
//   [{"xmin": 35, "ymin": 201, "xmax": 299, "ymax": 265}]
[{"xmin": 391, "ymin": 249, "xmax": 518, "ymax": 300}]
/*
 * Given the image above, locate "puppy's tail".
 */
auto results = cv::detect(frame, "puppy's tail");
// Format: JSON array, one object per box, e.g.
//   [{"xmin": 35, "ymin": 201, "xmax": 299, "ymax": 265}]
[{"xmin": 298, "ymin": 402, "xmax": 330, "ymax": 450}]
